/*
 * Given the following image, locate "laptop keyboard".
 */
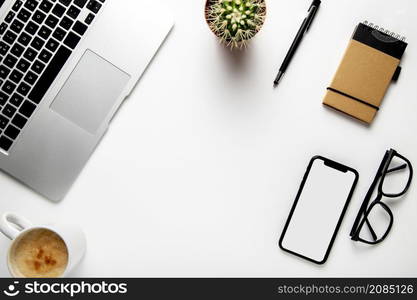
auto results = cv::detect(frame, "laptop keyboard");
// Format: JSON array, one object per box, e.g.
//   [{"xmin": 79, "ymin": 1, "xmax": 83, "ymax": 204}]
[{"xmin": 0, "ymin": 0, "xmax": 104, "ymax": 152}]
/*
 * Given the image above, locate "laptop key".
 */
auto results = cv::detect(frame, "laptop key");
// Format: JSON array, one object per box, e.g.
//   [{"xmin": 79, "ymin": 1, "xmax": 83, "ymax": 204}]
[
  {"xmin": 24, "ymin": 71, "xmax": 38, "ymax": 84},
  {"xmin": 2, "ymin": 80, "xmax": 17, "ymax": 94},
  {"xmin": 12, "ymin": 114, "xmax": 28, "ymax": 129},
  {"xmin": 64, "ymin": 31, "xmax": 80, "ymax": 49},
  {"xmin": 39, "ymin": 25, "xmax": 52, "ymax": 40},
  {"xmin": 53, "ymin": 27, "xmax": 66, "ymax": 41},
  {"xmin": 0, "ymin": 114, "xmax": 8, "ymax": 128},
  {"xmin": 0, "ymin": 135, "xmax": 13, "ymax": 151},
  {"xmin": 39, "ymin": 0, "xmax": 54, "ymax": 13},
  {"xmin": 32, "ymin": 10, "xmax": 47, "ymax": 24},
  {"xmin": 0, "ymin": 23, "xmax": 7, "ymax": 35},
  {"xmin": 25, "ymin": 21, "xmax": 39, "ymax": 35},
  {"xmin": 16, "ymin": 58, "xmax": 30, "ymax": 72},
  {"xmin": 28, "ymin": 46, "xmax": 71, "ymax": 104},
  {"xmin": 39, "ymin": 49, "xmax": 52, "ymax": 63},
  {"xmin": 4, "ymin": 11, "xmax": 16, "ymax": 23},
  {"xmin": 10, "ymin": 93, "xmax": 24, "ymax": 107},
  {"xmin": 10, "ymin": 43, "xmax": 25, "ymax": 57},
  {"xmin": 10, "ymin": 70, "xmax": 23, "ymax": 84},
  {"xmin": 67, "ymin": 5, "xmax": 81, "ymax": 19},
  {"xmin": 4, "ymin": 54, "xmax": 18, "ymax": 69},
  {"xmin": 74, "ymin": 0, "xmax": 88, "ymax": 8},
  {"xmin": 17, "ymin": 82, "xmax": 31, "ymax": 96},
  {"xmin": 12, "ymin": 0, "xmax": 24, "ymax": 12},
  {"xmin": 31, "ymin": 36, "xmax": 45, "ymax": 50},
  {"xmin": 60, "ymin": 16, "xmax": 74, "ymax": 30},
  {"xmin": 0, "ymin": 42, "xmax": 10, "ymax": 55},
  {"xmin": 24, "ymin": 0, "xmax": 39, "ymax": 12},
  {"xmin": 45, "ymin": 14, "xmax": 59, "ymax": 29},
  {"xmin": 87, "ymin": 0, "xmax": 101, "ymax": 13},
  {"xmin": 85, "ymin": 13, "xmax": 94, "ymax": 25},
  {"xmin": 31, "ymin": 60, "xmax": 46, "ymax": 74},
  {"xmin": 0, "ymin": 65, "xmax": 10, "ymax": 79},
  {"xmin": 52, "ymin": 3, "xmax": 66, "ymax": 17},
  {"xmin": 3, "ymin": 104, "xmax": 16, "ymax": 118},
  {"xmin": 3, "ymin": 30, "xmax": 17, "ymax": 44},
  {"xmin": 45, "ymin": 38, "xmax": 59, "ymax": 52},
  {"xmin": 73, "ymin": 21, "xmax": 87, "ymax": 35},
  {"xmin": 18, "ymin": 32, "xmax": 32, "ymax": 46},
  {"xmin": 10, "ymin": 19, "xmax": 24, "ymax": 34},
  {"xmin": 19, "ymin": 100, "xmax": 36, "ymax": 118},
  {"xmin": 24, "ymin": 47, "xmax": 38, "ymax": 62},
  {"xmin": 17, "ymin": 8, "xmax": 31, "ymax": 22},
  {"xmin": 5, "ymin": 125, "xmax": 20, "ymax": 140},
  {"xmin": 59, "ymin": 0, "xmax": 71, "ymax": 6},
  {"xmin": 0, "ymin": 92, "xmax": 8, "ymax": 105}
]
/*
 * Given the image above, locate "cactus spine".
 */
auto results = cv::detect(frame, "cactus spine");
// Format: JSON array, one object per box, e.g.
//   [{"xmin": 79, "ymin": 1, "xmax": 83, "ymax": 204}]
[{"xmin": 207, "ymin": 0, "xmax": 266, "ymax": 49}]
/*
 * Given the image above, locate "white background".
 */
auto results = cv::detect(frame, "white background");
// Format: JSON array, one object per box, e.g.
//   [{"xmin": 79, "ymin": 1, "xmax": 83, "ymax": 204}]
[{"xmin": 1, "ymin": 0, "xmax": 417, "ymax": 277}]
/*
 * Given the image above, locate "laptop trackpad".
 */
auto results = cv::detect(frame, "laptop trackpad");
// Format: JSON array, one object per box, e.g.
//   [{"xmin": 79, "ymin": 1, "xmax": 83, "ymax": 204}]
[{"xmin": 51, "ymin": 50, "xmax": 130, "ymax": 134}]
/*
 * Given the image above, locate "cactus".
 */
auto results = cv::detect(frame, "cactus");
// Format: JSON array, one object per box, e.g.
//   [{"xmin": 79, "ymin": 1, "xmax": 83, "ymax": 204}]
[{"xmin": 206, "ymin": 0, "xmax": 266, "ymax": 49}]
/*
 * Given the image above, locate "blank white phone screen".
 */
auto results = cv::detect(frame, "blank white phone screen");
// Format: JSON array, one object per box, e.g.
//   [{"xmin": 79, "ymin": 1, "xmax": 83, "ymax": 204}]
[{"xmin": 281, "ymin": 158, "xmax": 356, "ymax": 263}]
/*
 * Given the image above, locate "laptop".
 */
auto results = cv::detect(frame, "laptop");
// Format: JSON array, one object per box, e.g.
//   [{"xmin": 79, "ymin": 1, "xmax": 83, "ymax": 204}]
[{"xmin": 0, "ymin": 0, "xmax": 173, "ymax": 201}]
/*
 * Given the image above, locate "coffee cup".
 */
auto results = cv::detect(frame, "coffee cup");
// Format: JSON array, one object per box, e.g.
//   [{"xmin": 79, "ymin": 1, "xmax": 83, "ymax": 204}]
[{"xmin": 0, "ymin": 213, "xmax": 86, "ymax": 278}]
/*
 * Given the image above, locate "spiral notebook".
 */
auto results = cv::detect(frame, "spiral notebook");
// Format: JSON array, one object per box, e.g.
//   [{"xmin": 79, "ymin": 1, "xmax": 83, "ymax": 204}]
[{"xmin": 323, "ymin": 22, "xmax": 408, "ymax": 124}]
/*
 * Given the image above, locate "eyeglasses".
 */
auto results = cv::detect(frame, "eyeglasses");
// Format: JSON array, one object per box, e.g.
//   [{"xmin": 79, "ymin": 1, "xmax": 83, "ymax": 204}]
[{"xmin": 350, "ymin": 149, "xmax": 413, "ymax": 244}]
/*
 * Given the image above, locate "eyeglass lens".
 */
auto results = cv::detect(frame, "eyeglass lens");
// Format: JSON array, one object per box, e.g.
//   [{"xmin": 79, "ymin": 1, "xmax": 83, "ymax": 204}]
[
  {"xmin": 381, "ymin": 155, "xmax": 411, "ymax": 196},
  {"xmin": 358, "ymin": 202, "xmax": 392, "ymax": 243}
]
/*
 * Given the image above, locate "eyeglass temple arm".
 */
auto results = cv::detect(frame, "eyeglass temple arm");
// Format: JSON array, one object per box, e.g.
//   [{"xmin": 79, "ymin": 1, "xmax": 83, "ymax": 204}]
[
  {"xmin": 350, "ymin": 152, "xmax": 390, "ymax": 238},
  {"xmin": 361, "ymin": 161, "xmax": 407, "ymax": 240},
  {"xmin": 350, "ymin": 179, "xmax": 381, "ymax": 238},
  {"xmin": 365, "ymin": 218, "xmax": 378, "ymax": 241},
  {"xmin": 351, "ymin": 217, "xmax": 378, "ymax": 241},
  {"xmin": 364, "ymin": 160, "xmax": 409, "ymax": 240}
]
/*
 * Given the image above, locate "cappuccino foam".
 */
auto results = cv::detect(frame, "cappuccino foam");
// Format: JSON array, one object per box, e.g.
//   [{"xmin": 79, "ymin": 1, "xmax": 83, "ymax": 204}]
[{"xmin": 10, "ymin": 228, "xmax": 68, "ymax": 278}]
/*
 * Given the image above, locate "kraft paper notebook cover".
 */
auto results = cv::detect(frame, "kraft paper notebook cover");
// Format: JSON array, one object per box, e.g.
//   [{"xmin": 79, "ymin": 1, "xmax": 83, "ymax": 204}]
[{"xmin": 323, "ymin": 22, "xmax": 408, "ymax": 124}]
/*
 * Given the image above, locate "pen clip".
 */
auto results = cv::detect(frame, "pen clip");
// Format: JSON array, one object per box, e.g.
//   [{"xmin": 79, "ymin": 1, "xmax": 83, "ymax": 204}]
[
  {"xmin": 306, "ymin": 5, "xmax": 318, "ymax": 32},
  {"xmin": 306, "ymin": 0, "xmax": 321, "ymax": 31}
]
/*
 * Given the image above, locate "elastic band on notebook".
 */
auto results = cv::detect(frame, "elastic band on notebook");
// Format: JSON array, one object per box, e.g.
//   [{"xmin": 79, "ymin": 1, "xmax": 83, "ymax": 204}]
[{"xmin": 327, "ymin": 87, "xmax": 379, "ymax": 111}]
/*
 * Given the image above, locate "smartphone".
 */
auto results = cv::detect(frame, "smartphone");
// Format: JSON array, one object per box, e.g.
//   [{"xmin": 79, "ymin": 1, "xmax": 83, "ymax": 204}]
[{"xmin": 279, "ymin": 156, "xmax": 359, "ymax": 264}]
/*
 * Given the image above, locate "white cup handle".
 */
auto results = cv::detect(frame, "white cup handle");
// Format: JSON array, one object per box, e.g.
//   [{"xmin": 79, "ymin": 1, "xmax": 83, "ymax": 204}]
[{"xmin": 0, "ymin": 213, "xmax": 32, "ymax": 240}]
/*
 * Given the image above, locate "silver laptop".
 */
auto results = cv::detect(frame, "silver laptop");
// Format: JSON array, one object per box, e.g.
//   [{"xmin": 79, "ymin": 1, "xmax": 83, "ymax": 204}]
[{"xmin": 0, "ymin": 0, "xmax": 173, "ymax": 201}]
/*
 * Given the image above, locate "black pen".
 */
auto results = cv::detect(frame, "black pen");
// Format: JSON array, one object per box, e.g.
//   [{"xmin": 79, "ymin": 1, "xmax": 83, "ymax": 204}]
[{"xmin": 273, "ymin": 0, "xmax": 321, "ymax": 87}]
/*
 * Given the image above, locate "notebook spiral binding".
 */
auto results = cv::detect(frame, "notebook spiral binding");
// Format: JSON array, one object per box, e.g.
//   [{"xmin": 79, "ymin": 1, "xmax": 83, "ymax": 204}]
[{"xmin": 363, "ymin": 20, "xmax": 406, "ymax": 42}]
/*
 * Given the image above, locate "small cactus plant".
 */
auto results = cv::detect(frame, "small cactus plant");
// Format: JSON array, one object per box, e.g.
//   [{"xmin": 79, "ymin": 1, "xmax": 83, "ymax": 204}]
[{"xmin": 206, "ymin": 0, "xmax": 266, "ymax": 49}]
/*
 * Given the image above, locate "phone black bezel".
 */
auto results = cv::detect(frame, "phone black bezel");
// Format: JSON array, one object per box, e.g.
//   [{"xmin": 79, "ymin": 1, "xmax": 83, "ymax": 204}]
[{"xmin": 279, "ymin": 155, "xmax": 359, "ymax": 265}]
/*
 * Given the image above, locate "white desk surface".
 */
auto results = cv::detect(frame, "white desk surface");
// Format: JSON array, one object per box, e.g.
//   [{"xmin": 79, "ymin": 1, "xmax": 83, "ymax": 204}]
[{"xmin": 1, "ymin": 0, "xmax": 417, "ymax": 277}]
